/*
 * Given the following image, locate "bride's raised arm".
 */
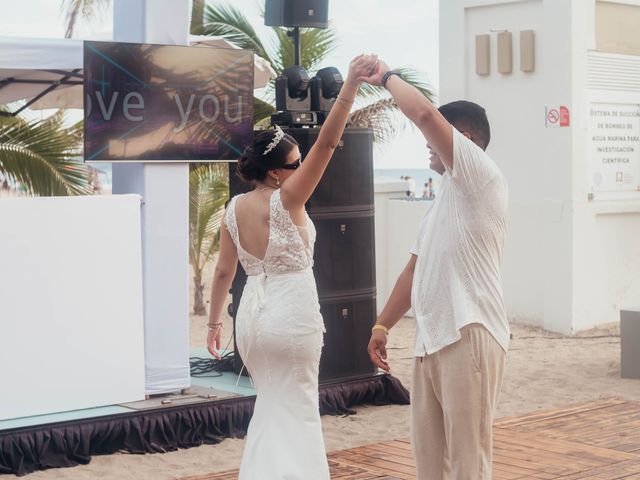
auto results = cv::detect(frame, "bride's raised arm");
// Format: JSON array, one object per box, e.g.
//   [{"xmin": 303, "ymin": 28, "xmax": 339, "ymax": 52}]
[{"xmin": 280, "ymin": 54, "xmax": 378, "ymax": 210}]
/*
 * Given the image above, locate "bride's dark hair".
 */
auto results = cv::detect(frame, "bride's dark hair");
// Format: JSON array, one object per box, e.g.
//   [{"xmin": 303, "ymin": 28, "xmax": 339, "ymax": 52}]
[{"xmin": 237, "ymin": 130, "xmax": 299, "ymax": 182}]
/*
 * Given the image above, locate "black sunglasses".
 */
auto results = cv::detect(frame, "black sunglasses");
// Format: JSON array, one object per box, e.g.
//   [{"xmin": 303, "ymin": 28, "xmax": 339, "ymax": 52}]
[{"xmin": 280, "ymin": 156, "xmax": 303, "ymax": 170}]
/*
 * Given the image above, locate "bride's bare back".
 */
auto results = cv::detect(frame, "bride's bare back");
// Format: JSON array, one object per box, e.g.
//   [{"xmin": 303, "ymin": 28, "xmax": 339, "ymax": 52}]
[
  {"xmin": 234, "ymin": 189, "xmax": 310, "ymax": 261},
  {"xmin": 234, "ymin": 190, "xmax": 272, "ymax": 261}
]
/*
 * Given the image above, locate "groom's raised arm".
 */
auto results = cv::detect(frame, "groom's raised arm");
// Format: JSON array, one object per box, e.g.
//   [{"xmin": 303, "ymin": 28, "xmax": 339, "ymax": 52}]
[{"xmin": 365, "ymin": 64, "xmax": 454, "ymax": 171}]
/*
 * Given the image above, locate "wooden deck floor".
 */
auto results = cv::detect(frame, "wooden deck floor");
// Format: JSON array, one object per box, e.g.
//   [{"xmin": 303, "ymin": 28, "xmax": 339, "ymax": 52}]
[{"xmin": 180, "ymin": 398, "xmax": 640, "ymax": 480}]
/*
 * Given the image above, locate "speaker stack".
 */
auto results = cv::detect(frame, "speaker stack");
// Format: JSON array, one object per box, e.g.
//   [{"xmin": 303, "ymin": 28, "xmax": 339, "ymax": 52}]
[
  {"xmin": 228, "ymin": 127, "xmax": 377, "ymax": 384},
  {"xmin": 265, "ymin": 0, "xmax": 329, "ymax": 28}
]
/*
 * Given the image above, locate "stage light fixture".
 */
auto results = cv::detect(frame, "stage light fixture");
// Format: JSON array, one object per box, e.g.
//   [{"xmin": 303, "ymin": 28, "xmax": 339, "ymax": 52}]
[
  {"xmin": 273, "ymin": 65, "xmax": 319, "ymax": 127},
  {"xmin": 311, "ymin": 66, "xmax": 343, "ymax": 113},
  {"xmin": 275, "ymin": 65, "xmax": 311, "ymax": 112}
]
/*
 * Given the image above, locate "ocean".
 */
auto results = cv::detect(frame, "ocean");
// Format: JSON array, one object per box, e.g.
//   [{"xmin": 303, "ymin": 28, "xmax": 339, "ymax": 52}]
[
  {"xmin": 374, "ymin": 168, "xmax": 439, "ymax": 191},
  {"xmin": 93, "ymin": 164, "xmax": 438, "ymax": 194}
]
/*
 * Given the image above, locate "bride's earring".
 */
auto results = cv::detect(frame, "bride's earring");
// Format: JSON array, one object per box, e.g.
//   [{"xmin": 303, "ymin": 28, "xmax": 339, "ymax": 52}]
[{"xmin": 276, "ymin": 176, "xmax": 280, "ymax": 187}]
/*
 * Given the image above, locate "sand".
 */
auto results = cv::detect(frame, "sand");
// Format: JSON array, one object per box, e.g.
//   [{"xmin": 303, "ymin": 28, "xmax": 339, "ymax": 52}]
[{"xmin": 20, "ymin": 260, "xmax": 640, "ymax": 479}]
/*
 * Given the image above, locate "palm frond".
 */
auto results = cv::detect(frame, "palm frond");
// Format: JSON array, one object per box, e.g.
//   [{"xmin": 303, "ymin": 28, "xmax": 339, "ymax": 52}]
[
  {"xmin": 393, "ymin": 67, "xmax": 435, "ymax": 101},
  {"xmin": 189, "ymin": 163, "xmax": 229, "ymax": 270},
  {"xmin": 348, "ymin": 98, "xmax": 400, "ymax": 143},
  {"xmin": 200, "ymin": 209, "xmax": 224, "ymax": 264},
  {"xmin": 200, "ymin": 2, "xmax": 272, "ymax": 65},
  {"xmin": 61, "ymin": 0, "xmax": 111, "ymax": 38},
  {"xmin": 356, "ymin": 67, "xmax": 435, "ymax": 104},
  {"xmin": 0, "ymin": 110, "xmax": 92, "ymax": 196},
  {"xmin": 350, "ymin": 67, "xmax": 435, "ymax": 143},
  {"xmin": 272, "ymin": 27, "xmax": 337, "ymax": 72},
  {"xmin": 253, "ymin": 96, "xmax": 276, "ymax": 126}
]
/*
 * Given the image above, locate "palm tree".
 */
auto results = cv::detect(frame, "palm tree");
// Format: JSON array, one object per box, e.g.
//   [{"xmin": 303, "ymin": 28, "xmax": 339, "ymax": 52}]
[
  {"xmin": 189, "ymin": 163, "xmax": 229, "ymax": 315},
  {"xmin": 62, "ymin": 0, "xmax": 112, "ymax": 38},
  {"xmin": 63, "ymin": 0, "xmax": 203, "ymax": 38},
  {"xmin": 0, "ymin": 109, "xmax": 92, "ymax": 196}
]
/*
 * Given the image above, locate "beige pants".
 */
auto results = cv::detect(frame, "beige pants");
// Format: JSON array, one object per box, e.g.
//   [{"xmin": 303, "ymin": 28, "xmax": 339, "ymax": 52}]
[{"xmin": 411, "ymin": 324, "xmax": 506, "ymax": 480}]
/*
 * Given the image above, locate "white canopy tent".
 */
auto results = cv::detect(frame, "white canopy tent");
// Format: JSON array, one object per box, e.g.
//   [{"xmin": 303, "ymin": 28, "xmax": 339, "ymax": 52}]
[{"xmin": 0, "ymin": 35, "xmax": 276, "ymax": 113}]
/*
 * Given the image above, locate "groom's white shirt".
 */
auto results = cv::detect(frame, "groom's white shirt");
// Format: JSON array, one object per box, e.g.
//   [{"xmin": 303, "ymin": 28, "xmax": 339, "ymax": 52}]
[{"xmin": 409, "ymin": 126, "xmax": 510, "ymax": 356}]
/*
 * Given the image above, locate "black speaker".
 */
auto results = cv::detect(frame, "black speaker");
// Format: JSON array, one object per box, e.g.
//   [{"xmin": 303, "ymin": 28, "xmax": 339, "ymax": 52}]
[
  {"xmin": 290, "ymin": 127, "xmax": 373, "ymax": 213},
  {"xmin": 319, "ymin": 292, "xmax": 377, "ymax": 381},
  {"xmin": 311, "ymin": 210, "xmax": 376, "ymax": 298},
  {"xmin": 228, "ymin": 128, "xmax": 377, "ymax": 383},
  {"xmin": 265, "ymin": 0, "xmax": 329, "ymax": 29}
]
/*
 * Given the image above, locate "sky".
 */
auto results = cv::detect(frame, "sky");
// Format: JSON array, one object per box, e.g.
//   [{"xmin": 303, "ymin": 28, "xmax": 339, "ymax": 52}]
[{"xmin": 0, "ymin": 0, "xmax": 439, "ymax": 169}]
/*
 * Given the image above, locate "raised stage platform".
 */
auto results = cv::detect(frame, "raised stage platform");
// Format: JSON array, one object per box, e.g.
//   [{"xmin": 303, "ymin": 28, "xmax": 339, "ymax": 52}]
[{"xmin": 0, "ymin": 348, "xmax": 409, "ymax": 476}]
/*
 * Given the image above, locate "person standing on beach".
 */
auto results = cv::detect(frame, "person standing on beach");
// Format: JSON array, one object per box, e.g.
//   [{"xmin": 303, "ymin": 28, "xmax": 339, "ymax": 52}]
[
  {"xmin": 426, "ymin": 177, "xmax": 435, "ymax": 199},
  {"xmin": 406, "ymin": 175, "xmax": 416, "ymax": 198},
  {"xmin": 363, "ymin": 62, "xmax": 510, "ymax": 479}
]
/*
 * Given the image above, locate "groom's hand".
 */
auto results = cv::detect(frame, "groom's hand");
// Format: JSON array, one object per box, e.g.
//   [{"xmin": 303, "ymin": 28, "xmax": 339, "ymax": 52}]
[
  {"xmin": 360, "ymin": 59, "xmax": 391, "ymax": 87},
  {"xmin": 368, "ymin": 330, "xmax": 390, "ymax": 372}
]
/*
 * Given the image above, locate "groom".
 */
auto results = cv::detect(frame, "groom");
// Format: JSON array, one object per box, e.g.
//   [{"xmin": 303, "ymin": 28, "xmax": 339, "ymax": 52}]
[{"xmin": 364, "ymin": 62, "xmax": 510, "ymax": 479}]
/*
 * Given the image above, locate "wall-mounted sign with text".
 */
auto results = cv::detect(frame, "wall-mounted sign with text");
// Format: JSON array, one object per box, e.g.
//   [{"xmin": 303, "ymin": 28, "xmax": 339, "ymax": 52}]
[
  {"xmin": 588, "ymin": 103, "xmax": 640, "ymax": 194},
  {"xmin": 83, "ymin": 41, "xmax": 254, "ymax": 162}
]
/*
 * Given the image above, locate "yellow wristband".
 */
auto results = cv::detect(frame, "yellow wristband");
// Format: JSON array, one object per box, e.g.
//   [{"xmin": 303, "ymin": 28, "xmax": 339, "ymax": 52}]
[{"xmin": 372, "ymin": 324, "xmax": 389, "ymax": 335}]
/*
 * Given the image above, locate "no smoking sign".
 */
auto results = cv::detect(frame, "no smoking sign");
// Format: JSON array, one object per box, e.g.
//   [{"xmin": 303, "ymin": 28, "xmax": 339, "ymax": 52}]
[{"xmin": 545, "ymin": 105, "xmax": 570, "ymax": 128}]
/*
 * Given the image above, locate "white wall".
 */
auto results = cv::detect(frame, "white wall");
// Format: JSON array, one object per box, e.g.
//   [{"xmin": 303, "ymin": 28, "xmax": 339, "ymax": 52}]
[
  {"xmin": 440, "ymin": 0, "xmax": 640, "ymax": 333},
  {"xmin": 385, "ymin": 199, "xmax": 434, "ymax": 317},
  {"xmin": 573, "ymin": 52, "xmax": 640, "ymax": 330},
  {"xmin": 0, "ymin": 195, "xmax": 145, "ymax": 420},
  {"xmin": 574, "ymin": 209, "xmax": 640, "ymax": 329},
  {"xmin": 374, "ymin": 177, "xmax": 405, "ymax": 312},
  {"xmin": 374, "ymin": 177, "xmax": 433, "ymax": 314},
  {"xmin": 441, "ymin": 0, "xmax": 576, "ymax": 332}
]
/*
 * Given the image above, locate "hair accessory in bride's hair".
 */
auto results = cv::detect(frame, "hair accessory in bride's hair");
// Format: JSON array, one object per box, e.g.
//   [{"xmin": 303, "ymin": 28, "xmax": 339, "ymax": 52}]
[{"xmin": 262, "ymin": 125, "xmax": 285, "ymax": 156}]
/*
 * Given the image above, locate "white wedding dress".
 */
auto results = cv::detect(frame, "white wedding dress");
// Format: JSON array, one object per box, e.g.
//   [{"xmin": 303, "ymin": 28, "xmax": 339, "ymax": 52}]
[{"xmin": 225, "ymin": 189, "xmax": 330, "ymax": 480}]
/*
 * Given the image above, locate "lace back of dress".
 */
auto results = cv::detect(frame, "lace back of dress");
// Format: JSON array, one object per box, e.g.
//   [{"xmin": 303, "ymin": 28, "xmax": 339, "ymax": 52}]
[
  {"xmin": 266, "ymin": 190, "xmax": 314, "ymax": 273},
  {"xmin": 226, "ymin": 190, "xmax": 314, "ymax": 275}
]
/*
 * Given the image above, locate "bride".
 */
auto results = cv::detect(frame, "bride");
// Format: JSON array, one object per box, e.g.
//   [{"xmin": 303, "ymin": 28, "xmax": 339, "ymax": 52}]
[{"xmin": 206, "ymin": 54, "xmax": 377, "ymax": 478}]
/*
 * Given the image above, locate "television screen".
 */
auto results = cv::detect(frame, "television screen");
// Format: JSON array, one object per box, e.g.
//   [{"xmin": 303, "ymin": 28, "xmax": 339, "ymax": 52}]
[{"xmin": 83, "ymin": 41, "xmax": 254, "ymax": 162}]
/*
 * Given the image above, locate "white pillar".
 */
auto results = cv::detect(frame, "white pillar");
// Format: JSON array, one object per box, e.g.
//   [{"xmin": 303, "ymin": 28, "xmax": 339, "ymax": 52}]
[{"xmin": 112, "ymin": 0, "xmax": 191, "ymax": 395}]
